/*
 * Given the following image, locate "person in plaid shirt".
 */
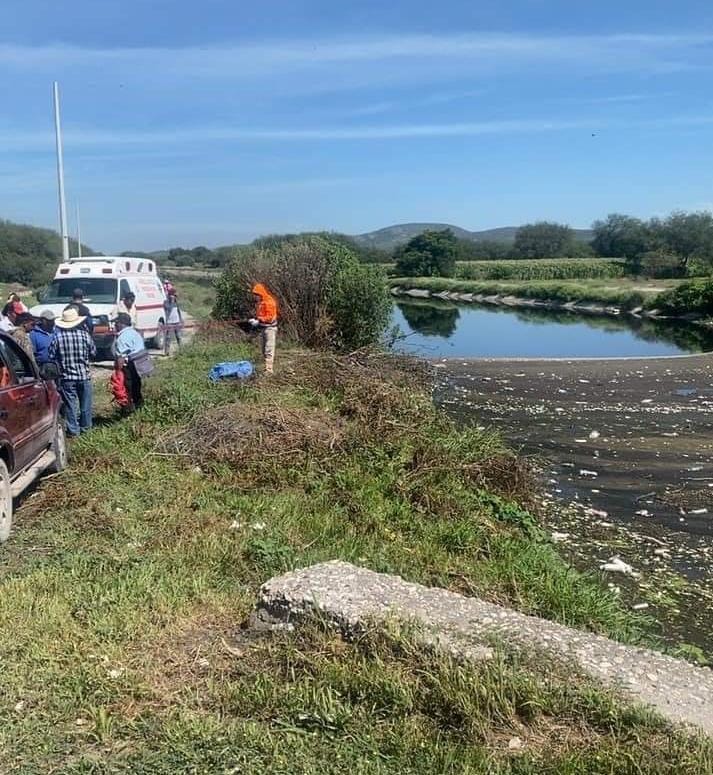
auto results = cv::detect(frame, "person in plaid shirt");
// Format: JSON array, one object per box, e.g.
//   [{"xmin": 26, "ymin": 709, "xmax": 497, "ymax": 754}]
[{"xmin": 49, "ymin": 307, "xmax": 96, "ymax": 436}]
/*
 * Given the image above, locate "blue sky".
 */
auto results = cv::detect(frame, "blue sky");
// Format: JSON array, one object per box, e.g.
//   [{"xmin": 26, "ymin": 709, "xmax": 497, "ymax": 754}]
[{"xmin": 2, "ymin": 0, "xmax": 713, "ymax": 252}]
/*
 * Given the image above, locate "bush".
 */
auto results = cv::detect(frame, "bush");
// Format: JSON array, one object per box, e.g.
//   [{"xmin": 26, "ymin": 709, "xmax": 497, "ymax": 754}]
[
  {"xmin": 652, "ymin": 279, "xmax": 713, "ymax": 315},
  {"xmin": 213, "ymin": 234, "xmax": 392, "ymax": 351}
]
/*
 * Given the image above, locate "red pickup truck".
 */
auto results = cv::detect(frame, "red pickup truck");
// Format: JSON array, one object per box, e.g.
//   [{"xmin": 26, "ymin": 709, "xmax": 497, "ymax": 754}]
[{"xmin": 0, "ymin": 332, "xmax": 66, "ymax": 542}]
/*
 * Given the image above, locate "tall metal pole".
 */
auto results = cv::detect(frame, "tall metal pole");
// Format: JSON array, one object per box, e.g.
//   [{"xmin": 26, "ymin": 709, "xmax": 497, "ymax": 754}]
[
  {"xmin": 76, "ymin": 204, "xmax": 82, "ymax": 259},
  {"xmin": 53, "ymin": 81, "xmax": 70, "ymax": 262}
]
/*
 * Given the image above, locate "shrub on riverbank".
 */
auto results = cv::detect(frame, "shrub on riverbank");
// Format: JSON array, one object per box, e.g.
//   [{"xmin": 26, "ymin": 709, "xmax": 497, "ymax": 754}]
[
  {"xmin": 651, "ymin": 279, "xmax": 713, "ymax": 316},
  {"xmin": 456, "ymin": 258, "xmax": 626, "ymax": 282},
  {"xmin": 213, "ymin": 234, "xmax": 391, "ymax": 351}
]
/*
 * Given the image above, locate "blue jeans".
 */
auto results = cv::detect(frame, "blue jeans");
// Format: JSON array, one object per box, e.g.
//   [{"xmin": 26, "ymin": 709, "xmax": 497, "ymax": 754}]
[{"xmin": 61, "ymin": 379, "xmax": 93, "ymax": 436}]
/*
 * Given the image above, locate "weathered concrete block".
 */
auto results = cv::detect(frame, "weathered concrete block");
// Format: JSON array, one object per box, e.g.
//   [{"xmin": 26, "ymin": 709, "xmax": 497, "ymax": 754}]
[{"xmin": 258, "ymin": 561, "xmax": 713, "ymax": 735}]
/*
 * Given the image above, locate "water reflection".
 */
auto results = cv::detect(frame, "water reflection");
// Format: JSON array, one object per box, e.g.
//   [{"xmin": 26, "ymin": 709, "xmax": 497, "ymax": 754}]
[
  {"xmin": 399, "ymin": 300, "xmax": 460, "ymax": 337},
  {"xmin": 393, "ymin": 298, "xmax": 713, "ymax": 358}
]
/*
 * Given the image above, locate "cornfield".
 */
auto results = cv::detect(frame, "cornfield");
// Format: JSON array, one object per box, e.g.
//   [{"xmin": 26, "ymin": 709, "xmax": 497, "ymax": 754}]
[{"xmin": 456, "ymin": 258, "xmax": 625, "ymax": 281}]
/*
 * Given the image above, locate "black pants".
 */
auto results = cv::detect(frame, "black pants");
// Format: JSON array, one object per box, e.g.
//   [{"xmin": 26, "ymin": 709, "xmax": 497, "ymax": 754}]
[{"xmin": 123, "ymin": 361, "xmax": 143, "ymax": 409}]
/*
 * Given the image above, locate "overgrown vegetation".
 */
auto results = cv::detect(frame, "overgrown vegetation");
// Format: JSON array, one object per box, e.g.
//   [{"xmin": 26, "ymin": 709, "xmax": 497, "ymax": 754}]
[
  {"xmin": 213, "ymin": 234, "xmax": 392, "ymax": 350},
  {"xmin": 652, "ymin": 279, "xmax": 713, "ymax": 316},
  {"xmin": 3, "ymin": 335, "xmax": 707, "ymax": 771}
]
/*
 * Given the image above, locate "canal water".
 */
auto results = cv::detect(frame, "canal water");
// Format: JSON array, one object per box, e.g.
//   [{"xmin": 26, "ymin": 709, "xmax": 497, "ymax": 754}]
[
  {"xmin": 402, "ymin": 297, "xmax": 713, "ymax": 652},
  {"xmin": 392, "ymin": 298, "xmax": 713, "ymax": 359}
]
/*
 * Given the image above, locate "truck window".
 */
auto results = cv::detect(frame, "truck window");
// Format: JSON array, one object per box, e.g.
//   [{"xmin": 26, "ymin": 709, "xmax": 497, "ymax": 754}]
[
  {"xmin": 0, "ymin": 339, "xmax": 34, "ymax": 383},
  {"xmin": 43, "ymin": 278, "xmax": 118, "ymax": 305},
  {"xmin": 120, "ymin": 279, "xmax": 132, "ymax": 300},
  {"xmin": 0, "ymin": 345, "xmax": 14, "ymax": 388}
]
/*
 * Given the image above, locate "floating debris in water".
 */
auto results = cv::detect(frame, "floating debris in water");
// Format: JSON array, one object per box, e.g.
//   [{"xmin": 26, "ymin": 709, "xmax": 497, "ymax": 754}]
[{"xmin": 600, "ymin": 557, "xmax": 635, "ymax": 575}]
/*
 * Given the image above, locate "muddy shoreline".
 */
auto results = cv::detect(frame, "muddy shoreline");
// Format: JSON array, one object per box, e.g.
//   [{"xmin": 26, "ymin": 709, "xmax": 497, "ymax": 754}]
[{"xmin": 436, "ymin": 353, "xmax": 713, "ymax": 654}]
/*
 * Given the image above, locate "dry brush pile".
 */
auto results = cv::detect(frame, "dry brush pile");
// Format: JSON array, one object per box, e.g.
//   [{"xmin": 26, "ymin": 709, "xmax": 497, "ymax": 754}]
[{"xmin": 157, "ymin": 349, "xmax": 539, "ymax": 515}]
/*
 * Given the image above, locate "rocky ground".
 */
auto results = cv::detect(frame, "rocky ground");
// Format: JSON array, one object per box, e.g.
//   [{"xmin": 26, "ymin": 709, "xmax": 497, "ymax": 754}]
[{"xmin": 437, "ymin": 354, "xmax": 713, "ymax": 657}]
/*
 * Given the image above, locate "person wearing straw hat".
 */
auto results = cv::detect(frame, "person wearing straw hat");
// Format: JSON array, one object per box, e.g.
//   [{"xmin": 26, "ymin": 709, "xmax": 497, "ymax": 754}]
[{"xmin": 48, "ymin": 307, "xmax": 96, "ymax": 436}]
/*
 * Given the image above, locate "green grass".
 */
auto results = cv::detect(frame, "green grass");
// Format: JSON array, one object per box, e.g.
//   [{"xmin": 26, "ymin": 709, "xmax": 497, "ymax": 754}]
[
  {"xmin": 0, "ymin": 337, "xmax": 709, "ymax": 772},
  {"xmin": 171, "ymin": 277, "xmax": 216, "ymax": 319},
  {"xmin": 391, "ymin": 277, "xmax": 686, "ymax": 310}
]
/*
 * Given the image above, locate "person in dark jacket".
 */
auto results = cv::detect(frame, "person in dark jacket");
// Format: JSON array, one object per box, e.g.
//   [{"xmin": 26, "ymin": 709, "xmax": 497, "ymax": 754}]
[
  {"xmin": 65, "ymin": 288, "xmax": 94, "ymax": 334},
  {"xmin": 30, "ymin": 310, "xmax": 56, "ymax": 366}
]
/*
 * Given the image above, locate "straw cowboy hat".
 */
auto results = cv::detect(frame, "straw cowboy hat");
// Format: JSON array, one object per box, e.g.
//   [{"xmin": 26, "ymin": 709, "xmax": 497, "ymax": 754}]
[{"xmin": 55, "ymin": 307, "xmax": 87, "ymax": 329}]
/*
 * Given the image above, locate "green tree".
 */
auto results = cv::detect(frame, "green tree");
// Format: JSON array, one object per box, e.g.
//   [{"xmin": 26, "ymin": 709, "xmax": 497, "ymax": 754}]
[
  {"xmin": 591, "ymin": 214, "xmax": 649, "ymax": 260},
  {"xmin": 214, "ymin": 234, "xmax": 391, "ymax": 351},
  {"xmin": 514, "ymin": 222, "xmax": 574, "ymax": 259},
  {"xmin": 468, "ymin": 239, "xmax": 514, "ymax": 260},
  {"xmin": 649, "ymin": 211, "xmax": 713, "ymax": 273},
  {"xmin": 0, "ymin": 219, "xmax": 97, "ymax": 287},
  {"xmin": 393, "ymin": 229, "xmax": 458, "ymax": 277}
]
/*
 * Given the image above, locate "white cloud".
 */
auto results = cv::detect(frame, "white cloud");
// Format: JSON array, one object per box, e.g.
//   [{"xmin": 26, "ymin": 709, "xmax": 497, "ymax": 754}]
[
  {"xmin": 0, "ymin": 118, "xmax": 592, "ymax": 152},
  {"xmin": 0, "ymin": 32, "xmax": 710, "ymax": 78},
  {"xmin": 3, "ymin": 113, "xmax": 713, "ymax": 153}
]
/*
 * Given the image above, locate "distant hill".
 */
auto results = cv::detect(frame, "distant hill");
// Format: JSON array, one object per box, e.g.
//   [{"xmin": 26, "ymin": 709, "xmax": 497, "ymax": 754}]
[
  {"xmin": 353, "ymin": 223, "xmax": 593, "ymax": 251},
  {"xmin": 0, "ymin": 219, "xmax": 97, "ymax": 286}
]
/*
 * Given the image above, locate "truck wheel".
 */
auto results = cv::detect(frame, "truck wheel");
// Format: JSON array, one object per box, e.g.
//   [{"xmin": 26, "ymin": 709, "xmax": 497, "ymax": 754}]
[
  {"xmin": 48, "ymin": 420, "xmax": 68, "ymax": 474},
  {"xmin": 0, "ymin": 459, "xmax": 12, "ymax": 543}
]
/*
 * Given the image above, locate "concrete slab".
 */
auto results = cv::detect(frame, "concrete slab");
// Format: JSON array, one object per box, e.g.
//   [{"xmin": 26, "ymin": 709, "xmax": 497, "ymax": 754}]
[{"xmin": 257, "ymin": 560, "xmax": 713, "ymax": 735}]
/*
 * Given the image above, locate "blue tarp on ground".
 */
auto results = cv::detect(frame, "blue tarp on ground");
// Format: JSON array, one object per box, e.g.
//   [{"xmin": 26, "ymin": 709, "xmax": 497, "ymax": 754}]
[{"xmin": 208, "ymin": 361, "xmax": 254, "ymax": 382}]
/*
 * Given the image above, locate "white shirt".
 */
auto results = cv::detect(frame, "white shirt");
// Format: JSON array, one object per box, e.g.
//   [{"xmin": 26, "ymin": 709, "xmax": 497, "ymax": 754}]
[
  {"xmin": 111, "ymin": 301, "xmax": 138, "ymax": 325},
  {"xmin": 0, "ymin": 316, "xmax": 15, "ymax": 332}
]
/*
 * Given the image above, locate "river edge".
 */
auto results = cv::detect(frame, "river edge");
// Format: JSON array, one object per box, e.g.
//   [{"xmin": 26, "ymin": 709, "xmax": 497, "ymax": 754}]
[
  {"xmin": 391, "ymin": 285, "xmax": 713, "ymax": 329},
  {"xmin": 436, "ymin": 354, "xmax": 713, "ymax": 658}
]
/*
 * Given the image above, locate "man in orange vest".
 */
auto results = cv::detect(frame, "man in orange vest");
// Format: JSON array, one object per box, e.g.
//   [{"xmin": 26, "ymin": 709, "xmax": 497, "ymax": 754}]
[{"xmin": 249, "ymin": 283, "xmax": 278, "ymax": 374}]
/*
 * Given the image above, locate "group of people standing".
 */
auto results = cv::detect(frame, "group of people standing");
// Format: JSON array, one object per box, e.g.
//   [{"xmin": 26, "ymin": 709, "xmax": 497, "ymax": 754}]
[
  {"xmin": 0, "ymin": 286, "xmax": 183, "ymax": 437},
  {"xmin": 0, "ymin": 280, "xmax": 277, "ymax": 437}
]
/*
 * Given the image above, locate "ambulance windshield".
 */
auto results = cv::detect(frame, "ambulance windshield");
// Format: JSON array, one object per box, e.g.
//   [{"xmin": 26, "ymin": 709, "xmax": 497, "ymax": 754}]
[{"xmin": 42, "ymin": 278, "xmax": 118, "ymax": 305}]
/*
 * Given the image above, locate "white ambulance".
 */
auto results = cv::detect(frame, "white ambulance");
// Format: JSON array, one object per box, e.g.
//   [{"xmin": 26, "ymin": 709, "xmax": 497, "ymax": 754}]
[{"xmin": 31, "ymin": 256, "xmax": 167, "ymax": 355}]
